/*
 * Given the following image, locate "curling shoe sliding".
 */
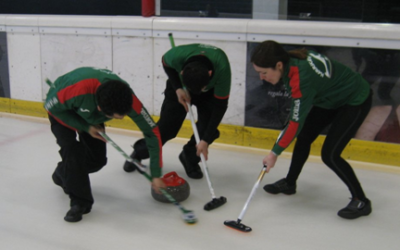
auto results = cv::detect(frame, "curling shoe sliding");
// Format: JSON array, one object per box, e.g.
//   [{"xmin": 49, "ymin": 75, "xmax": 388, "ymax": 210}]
[
  {"xmin": 338, "ymin": 198, "xmax": 372, "ymax": 219},
  {"xmin": 179, "ymin": 152, "xmax": 203, "ymax": 179},
  {"xmin": 263, "ymin": 178, "xmax": 296, "ymax": 195},
  {"xmin": 64, "ymin": 205, "xmax": 91, "ymax": 222},
  {"xmin": 123, "ymin": 151, "xmax": 142, "ymax": 173}
]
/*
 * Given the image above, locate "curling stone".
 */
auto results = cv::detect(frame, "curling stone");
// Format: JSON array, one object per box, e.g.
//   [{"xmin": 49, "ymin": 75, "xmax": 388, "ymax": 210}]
[{"xmin": 151, "ymin": 171, "xmax": 190, "ymax": 203}]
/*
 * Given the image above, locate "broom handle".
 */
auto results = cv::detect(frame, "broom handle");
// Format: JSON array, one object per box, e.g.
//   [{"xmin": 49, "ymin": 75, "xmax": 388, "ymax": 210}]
[
  {"xmin": 238, "ymin": 166, "xmax": 267, "ymax": 221},
  {"xmin": 187, "ymin": 103, "xmax": 216, "ymax": 199}
]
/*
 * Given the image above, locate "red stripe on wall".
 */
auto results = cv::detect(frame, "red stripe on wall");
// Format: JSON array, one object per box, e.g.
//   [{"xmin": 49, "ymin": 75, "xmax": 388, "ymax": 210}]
[
  {"xmin": 57, "ymin": 79, "xmax": 101, "ymax": 104},
  {"xmin": 132, "ymin": 94, "xmax": 143, "ymax": 114},
  {"xmin": 289, "ymin": 66, "xmax": 302, "ymax": 98},
  {"xmin": 152, "ymin": 126, "xmax": 163, "ymax": 168},
  {"xmin": 278, "ymin": 121, "xmax": 299, "ymax": 148}
]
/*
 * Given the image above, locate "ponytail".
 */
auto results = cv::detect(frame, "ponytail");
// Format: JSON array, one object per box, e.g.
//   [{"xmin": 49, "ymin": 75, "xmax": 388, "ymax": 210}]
[{"xmin": 288, "ymin": 48, "xmax": 308, "ymax": 59}]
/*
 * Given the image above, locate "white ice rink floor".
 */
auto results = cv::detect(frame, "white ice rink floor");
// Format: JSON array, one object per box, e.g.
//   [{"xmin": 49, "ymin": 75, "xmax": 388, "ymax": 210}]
[{"xmin": 1, "ymin": 113, "xmax": 399, "ymax": 250}]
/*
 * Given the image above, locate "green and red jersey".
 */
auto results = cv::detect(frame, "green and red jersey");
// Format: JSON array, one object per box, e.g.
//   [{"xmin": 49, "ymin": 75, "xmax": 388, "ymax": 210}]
[
  {"xmin": 272, "ymin": 51, "xmax": 370, "ymax": 155},
  {"xmin": 162, "ymin": 43, "xmax": 231, "ymax": 99},
  {"xmin": 44, "ymin": 67, "xmax": 163, "ymax": 177},
  {"xmin": 162, "ymin": 44, "xmax": 231, "ymax": 144}
]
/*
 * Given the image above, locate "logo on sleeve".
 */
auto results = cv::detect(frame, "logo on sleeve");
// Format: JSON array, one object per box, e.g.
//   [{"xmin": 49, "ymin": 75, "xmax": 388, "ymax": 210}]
[
  {"xmin": 80, "ymin": 108, "xmax": 90, "ymax": 113},
  {"xmin": 44, "ymin": 97, "xmax": 58, "ymax": 110},
  {"xmin": 292, "ymin": 99, "xmax": 300, "ymax": 121},
  {"xmin": 141, "ymin": 109, "xmax": 156, "ymax": 127}
]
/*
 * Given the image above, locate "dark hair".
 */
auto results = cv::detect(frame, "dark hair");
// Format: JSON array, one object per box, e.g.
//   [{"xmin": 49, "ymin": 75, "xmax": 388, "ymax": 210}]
[
  {"xmin": 182, "ymin": 61, "xmax": 210, "ymax": 95},
  {"xmin": 96, "ymin": 80, "xmax": 132, "ymax": 116},
  {"xmin": 251, "ymin": 40, "xmax": 308, "ymax": 68}
]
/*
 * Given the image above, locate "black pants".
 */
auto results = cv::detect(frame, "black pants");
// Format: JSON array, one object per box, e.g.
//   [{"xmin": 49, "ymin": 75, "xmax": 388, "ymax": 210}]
[
  {"xmin": 49, "ymin": 115, "xmax": 107, "ymax": 208},
  {"xmin": 286, "ymin": 91, "xmax": 372, "ymax": 200},
  {"xmin": 134, "ymin": 80, "xmax": 220, "ymax": 165}
]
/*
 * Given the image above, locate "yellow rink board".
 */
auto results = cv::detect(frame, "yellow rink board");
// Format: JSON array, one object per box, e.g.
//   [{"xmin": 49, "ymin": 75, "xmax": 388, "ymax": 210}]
[{"xmin": 1, "ymin": 97, "xmax": 398, "ymax": 167}]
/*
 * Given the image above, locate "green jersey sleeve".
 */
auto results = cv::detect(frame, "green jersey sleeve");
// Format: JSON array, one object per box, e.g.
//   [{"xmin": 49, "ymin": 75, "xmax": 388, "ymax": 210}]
[{"xmin": 127, "ymin": 95, "xmax": 163, "ymax": 178}]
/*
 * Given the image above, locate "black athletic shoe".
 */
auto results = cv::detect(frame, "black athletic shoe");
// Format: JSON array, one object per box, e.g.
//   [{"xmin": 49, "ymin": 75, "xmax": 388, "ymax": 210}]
[
  {"xmin": 52, "ymin": 171, "xmax": 69, "ymax": 195},
  {"xmin": 123, "ymin": 151, "xmax": 141, "ymax": 173},
  {"xmin": 263, "ymin": 178, "xmax": 296, "ymax": 195},
  {"xmin": 179, "ymin": 152, "xmax": 203, "ymax": 179},
  {"xmin": 338, "ymin": 198, "xmax": 372, "ymax": 219},
  {"xmin": 64, "ymin": 205, "xmax": 91, "ymax": 222}
]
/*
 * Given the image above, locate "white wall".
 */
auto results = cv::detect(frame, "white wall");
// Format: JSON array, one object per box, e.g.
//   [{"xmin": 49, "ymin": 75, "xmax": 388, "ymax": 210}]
[{"xmin": 1, "ymin": 14, "xmax": 400, "ymax": 126}]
